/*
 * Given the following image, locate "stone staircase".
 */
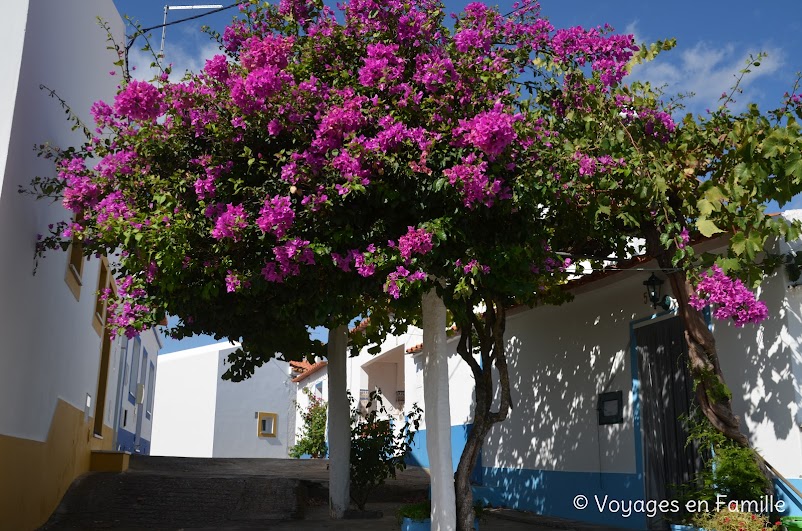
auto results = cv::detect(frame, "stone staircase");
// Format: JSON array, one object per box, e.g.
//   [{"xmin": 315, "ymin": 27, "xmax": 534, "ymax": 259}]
[{"xmin": 41, "ymin": 456, "xmax": 429, "ymax": 529}]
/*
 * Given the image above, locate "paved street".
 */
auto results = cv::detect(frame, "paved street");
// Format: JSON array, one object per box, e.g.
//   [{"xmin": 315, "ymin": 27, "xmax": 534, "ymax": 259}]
[{"xmin": 43, "ymin": 457, "xmax": 629, "ymax": 530}]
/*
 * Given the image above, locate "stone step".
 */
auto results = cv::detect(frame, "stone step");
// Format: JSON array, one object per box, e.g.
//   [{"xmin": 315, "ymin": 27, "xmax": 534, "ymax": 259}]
[
  {"xmin": 41, "ymin": 471, "xmax": 306, "ymax": 529},
  {"xmin": 41, "ymin": 457, "xmax": 430, "ymax": 529}
]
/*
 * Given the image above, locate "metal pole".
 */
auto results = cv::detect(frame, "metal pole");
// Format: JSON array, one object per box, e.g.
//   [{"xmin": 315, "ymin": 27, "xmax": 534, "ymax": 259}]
[
  {"xmin": 159, "ymin": 5, "xmax": 169, "ymax": 63},
  {"xmin": 158, "ymin": 4, "xmax": 223, "ymax": 67}
]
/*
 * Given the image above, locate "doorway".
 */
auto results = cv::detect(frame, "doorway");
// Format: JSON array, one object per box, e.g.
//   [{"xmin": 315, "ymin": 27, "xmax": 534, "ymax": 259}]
[{"xmin": 634, "ymin": 316, "xmax": 698, "ymax": 530}]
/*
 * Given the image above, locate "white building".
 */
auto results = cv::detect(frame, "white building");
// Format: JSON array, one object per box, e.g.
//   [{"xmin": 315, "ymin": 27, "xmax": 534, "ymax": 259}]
[
  {"xmin": 0, "ymin": 2, "xmax": 161, "ymax": 529},
  {"xmin": 400, "ymin": 224, "xmax": 802, "ymax": 530},
  {"xmin": 151, "ymin": 342, "xmax": 296, "ymax": 458},
  {"xmin": 292, "ymin": 220, "xmax": 802, "ymax": 530}
]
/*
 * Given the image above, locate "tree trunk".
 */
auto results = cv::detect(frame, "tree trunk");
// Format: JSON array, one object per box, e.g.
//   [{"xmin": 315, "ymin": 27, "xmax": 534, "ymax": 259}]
[
  {"xmin": 657, "ymin": 255, "xmax": 774, "ymax": 492},
  {"xmin": 453, "ymin": 297, "xmax": 512, "ymax": 531},
  {"xmin": 655, "ymin": 255, "xmax": 749, "ymax": 445},
  {"xmin": 422, "ymin": 290, "xmax": 457, "ymax": 531},
  {"xmin": 327, "ymin": 324, "xmax": 350, "ymax": 519}
]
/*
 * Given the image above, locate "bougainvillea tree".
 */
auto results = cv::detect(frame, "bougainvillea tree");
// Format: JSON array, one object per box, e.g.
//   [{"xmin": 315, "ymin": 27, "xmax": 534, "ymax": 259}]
[
  {"xmin": 30, "ymin": 0, "xmax": 802, "ymax": 528},
  {"xmin": 567, "ymin": 52, "xmax": 802, "ymax": 455}
]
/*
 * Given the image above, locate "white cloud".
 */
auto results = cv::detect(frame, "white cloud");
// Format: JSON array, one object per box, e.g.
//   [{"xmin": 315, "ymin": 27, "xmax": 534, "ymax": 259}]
[
  {"xmin": 623, "ymin": 20, "xmax": 643, "ymax": 50},
  {"xmin": 127, "ymin": 25, "xmax": 222, "ymax": 81},
  {"xmin": 630, "ymin": 41, "xmax": 785, "ymax": 112}
]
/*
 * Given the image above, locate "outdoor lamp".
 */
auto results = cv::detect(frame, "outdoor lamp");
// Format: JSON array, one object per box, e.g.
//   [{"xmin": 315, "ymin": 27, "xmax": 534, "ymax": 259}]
[{"xmin": 643, "ymin": 273, "xmax": 671, "ymax": 311}]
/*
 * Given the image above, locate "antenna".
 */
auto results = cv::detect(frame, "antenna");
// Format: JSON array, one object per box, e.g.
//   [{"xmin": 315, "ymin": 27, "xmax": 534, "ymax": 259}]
[{"xmin": 159, "ymin": 4, "xmax": 224, "ymax": 63}]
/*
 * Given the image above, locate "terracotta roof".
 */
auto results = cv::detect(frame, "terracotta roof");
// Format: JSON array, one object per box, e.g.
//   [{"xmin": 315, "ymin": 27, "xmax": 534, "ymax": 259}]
[
  {"xmin": 406, "ymin": 343, "xmax": 423, "ymax": 354},
  {"xmin": 292, "ymin": 360, "xmax": 328, "ymax": 383},
  {"xmin": 289, "ymin": 360, "xmax": 313, "ymax": 373},
  {"xmin": 350, "ymin": 317, "xmax": 371, "ymax": 334}
]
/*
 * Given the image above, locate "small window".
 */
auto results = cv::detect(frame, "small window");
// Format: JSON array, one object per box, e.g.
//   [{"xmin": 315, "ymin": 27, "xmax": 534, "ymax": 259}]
[
  {"xmin": 92, "ymin": 258, "xmax": 111, "ymax": 335},
  {"xmin": 257, "ymin": 412, "xmax": 278, "ymax": 438},
  {"xmin": 64, "ymin": 240, "xmax": 84, "ymax": 301},
  {"xmin": 128, "ymin": 337, "xmax": 141, "ymax": 404},
  {"xmin": 146, "ymin": 362, "xmax": 155, "ymax": 418}
]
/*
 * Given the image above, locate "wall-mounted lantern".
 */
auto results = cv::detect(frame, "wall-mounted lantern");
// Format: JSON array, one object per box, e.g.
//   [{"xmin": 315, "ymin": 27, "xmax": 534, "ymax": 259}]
[{"xmin": 643, "ymin": 273, "xmax": 672, "ymax": 311}]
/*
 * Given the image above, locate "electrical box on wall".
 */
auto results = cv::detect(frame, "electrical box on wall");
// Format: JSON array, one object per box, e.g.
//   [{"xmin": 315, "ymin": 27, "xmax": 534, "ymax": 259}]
[{"xmin": 597, "ymin": 390, "xmax": 624, "ymax": 425}]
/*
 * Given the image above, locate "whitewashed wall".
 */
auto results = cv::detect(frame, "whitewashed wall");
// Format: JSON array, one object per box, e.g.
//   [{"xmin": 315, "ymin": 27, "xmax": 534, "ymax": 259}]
[
  {"xmin": 150, "ymin": 343, "xmax": 223, "ymax": 457},
  {"xmin": 296, "ymin": 366, "xmax": 328, "ymax": 445},
  {"xmin": 481, "ymin": 272, "xmax": 647, "ymax": 474},
  {"xmin": 0, "ymin": 0, "xmax": 125, "ymax": 442},
  {"xmin": 213, "ymin": 350, "xmax": 295, "ymax": 458}
]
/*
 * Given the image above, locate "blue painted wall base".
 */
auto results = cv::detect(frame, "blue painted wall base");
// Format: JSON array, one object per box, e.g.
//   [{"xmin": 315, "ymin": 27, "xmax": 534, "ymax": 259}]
[
  {"xmin": 401, "ymin": 517, "xmax": 478, "ymax": 530},
  {"xmin": 475, "ymin": 467, "xmax": 646, "ymax": 530},
  {"xmin": 407, "ymin": 424, "xmax": 482, "ymax": 483},
  {"xmin": 116, "ymin": 428, "xmax": 150, "ymax": 454}
]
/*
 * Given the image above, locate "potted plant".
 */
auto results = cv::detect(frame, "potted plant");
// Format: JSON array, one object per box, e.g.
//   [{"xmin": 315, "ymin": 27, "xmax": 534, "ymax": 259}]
[
  {"xmin": 690, "ymin": 510, "xmax": 781, "ymax": 531},
  {"xmin": 397, "ymin": 501, "xmax": 481, "ymax": 530}
]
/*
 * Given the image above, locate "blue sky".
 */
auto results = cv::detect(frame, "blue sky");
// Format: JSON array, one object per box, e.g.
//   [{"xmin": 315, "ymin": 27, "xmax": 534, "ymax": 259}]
[{"xmin": 109, "ymin": 1, "xmax": 802, "ymax": 353}]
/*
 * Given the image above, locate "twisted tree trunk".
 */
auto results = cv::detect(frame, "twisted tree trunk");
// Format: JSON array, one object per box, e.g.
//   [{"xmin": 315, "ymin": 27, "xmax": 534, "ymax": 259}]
[
  {"xmin": 652, "ymin": 243, "xmax": 771, "ymax": 493},
  {"xmin": 657, "ymin": 254, "xmax": 749, "ymax": 445},
  {"xmin": 454, "ymin": 297, "xmax": 512, "ymax": 531}
]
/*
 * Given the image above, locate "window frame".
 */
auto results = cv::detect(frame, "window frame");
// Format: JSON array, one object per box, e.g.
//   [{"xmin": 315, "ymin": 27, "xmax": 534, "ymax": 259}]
[
  {"xmin": 128, "ymin": 337, "xmax": 142, "ymax": 405},
  {"xmin": 256, "ymin": 412, "xmax": 278, "ymax": 438}
]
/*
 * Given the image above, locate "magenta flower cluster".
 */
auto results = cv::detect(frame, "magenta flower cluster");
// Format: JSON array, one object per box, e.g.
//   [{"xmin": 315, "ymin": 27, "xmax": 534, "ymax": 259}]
[
  {"xmin": 113, "ymin": 80, "xmax": 164, "ymax": 121},
  {"xmin": 689, "ymin": 266, "xmax": 769, "ymax": 327},
  {"xmin": 256, "ymin": 195, "xmax": 295, "ymax": 238},
  {"xmin": 456, "ymin": 259, "xmax": 490, "ymax": 275},
  {"xmin": 443, "ymin": 154, "xmax": 504, "ymax": 208},
  {"xmin": 104, "ymin": 275, "xmax": 150, "ymax": 339},
  {"xmin": 457, "ymin": 108, "xmax": 519, "ymax": 159},
  {"xmin": 385, "ymin": 266, "xmax": 427, "ymax": 299},
  {"xmin": 211, "ymin": 203, "xmax": 249, "ymax": 241},
  {"xmin": 398, "ymin": 227, "xmax": 434, "ymax": 261},
  {"xmin": 261, "ymin": 238, "xmax": 315, "ymax": 283}
]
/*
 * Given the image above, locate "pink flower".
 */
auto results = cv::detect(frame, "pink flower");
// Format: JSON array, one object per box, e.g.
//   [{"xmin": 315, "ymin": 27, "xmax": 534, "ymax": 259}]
[
  {"xmin": 458, "ymin": 109, "xmax": 518, "ymax": 158},
  {"xmin": 398, "ymin": 227, "xmax": 434, "ymax": 261},
  {"xmin": 256, "ymin": 195, "xmax": 295, "ymax": 238},
  {"xmin": 211, "ymin": 204, "xmax": 249, "ymax": 241},
  {"xmin": 114, "ymin": 80, "xmax": 163, "ymax": 121},
  {"xmin": 359, "ymin": 43, "xmax": 405, "ymax": 89},
  {"xmin": 443, "ymin": 155, "xmax": 504, "ymax": 208},
  {"xmin": 203, "ymin": 55, "xmax": 230, "ymax": 81},
  {"xmin": 225, "ymin": 270, "xmax": 242, "ymax": 292},
  {"xmin": 689, "ymin": 266, "xmax": 769, "ymax": 327},
  {"xmin": 678, "ymin": 227, "xmax": 690, "ymax": 249}
]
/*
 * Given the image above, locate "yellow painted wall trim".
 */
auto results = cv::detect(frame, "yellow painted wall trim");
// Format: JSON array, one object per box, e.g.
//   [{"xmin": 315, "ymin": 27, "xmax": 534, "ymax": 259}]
[
  {"xmin": 90, "ymin": 450, "xmax": 130, "ymax": 472},
  {"xmin": 0, "ymin": 399, "xmax": 114, "ymax": 531}
]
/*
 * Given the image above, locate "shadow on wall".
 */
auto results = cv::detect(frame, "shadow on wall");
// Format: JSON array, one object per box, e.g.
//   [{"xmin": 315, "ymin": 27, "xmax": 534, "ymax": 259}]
[
  {"xmin": 474, "ymin": 293, "xmax": 647, "ymax": 529},
  {"xmin": 719, "ymin": 270, "xmax": 797, "ymax": 443},
  {"xmin": 406, "ymin": 347, "xmax": 479, "ymax": 479}
]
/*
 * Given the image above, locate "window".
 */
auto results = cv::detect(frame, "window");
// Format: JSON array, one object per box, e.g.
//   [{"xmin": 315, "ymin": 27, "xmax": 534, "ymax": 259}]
[
  {"xmin": 128, "ymin": 337, "xmax": 141, "ymax": 404},
  {"xmin": 257, "ymin": 412, "xmax": 278, "ymax": 438},
  {"xmin": 146, "ymin": 362, "xmax": 155, "ymax": 419},
  {"xmin": 92, "ymin": 258, "xmax": 111, "ymax": 335},
  {"xmin": 64, "ymin": 240, "xmax": 84, "ymax": 301}
]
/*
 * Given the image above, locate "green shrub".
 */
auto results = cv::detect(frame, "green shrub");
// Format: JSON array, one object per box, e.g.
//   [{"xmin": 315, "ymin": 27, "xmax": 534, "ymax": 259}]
[
  {"xmin": 683, "ymin": 412, "xmax": 770, "ymax": 506},
  {"xmin": 350, "ymin": 390, "xmax": 422, "ymax": 510},
  {"xmin": 289, "ymin": 388, "xmax": 328, "ymax": 459}
]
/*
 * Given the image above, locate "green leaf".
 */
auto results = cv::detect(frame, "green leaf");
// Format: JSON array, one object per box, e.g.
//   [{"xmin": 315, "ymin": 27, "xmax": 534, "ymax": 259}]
[
  {"xmin": 704, "ymin": 185, "xmax": 727, "ymax": 204},
  {"xmin": 730, "ymin": 232, "xmax": 746, "ymax": 256},
  {"xmin": 697, "ymin": 219, "xmax": 724, "ymax": 238},
  {"xmin": 697, "ymin": 199, "xmax": 714, "ymax": 217}
]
